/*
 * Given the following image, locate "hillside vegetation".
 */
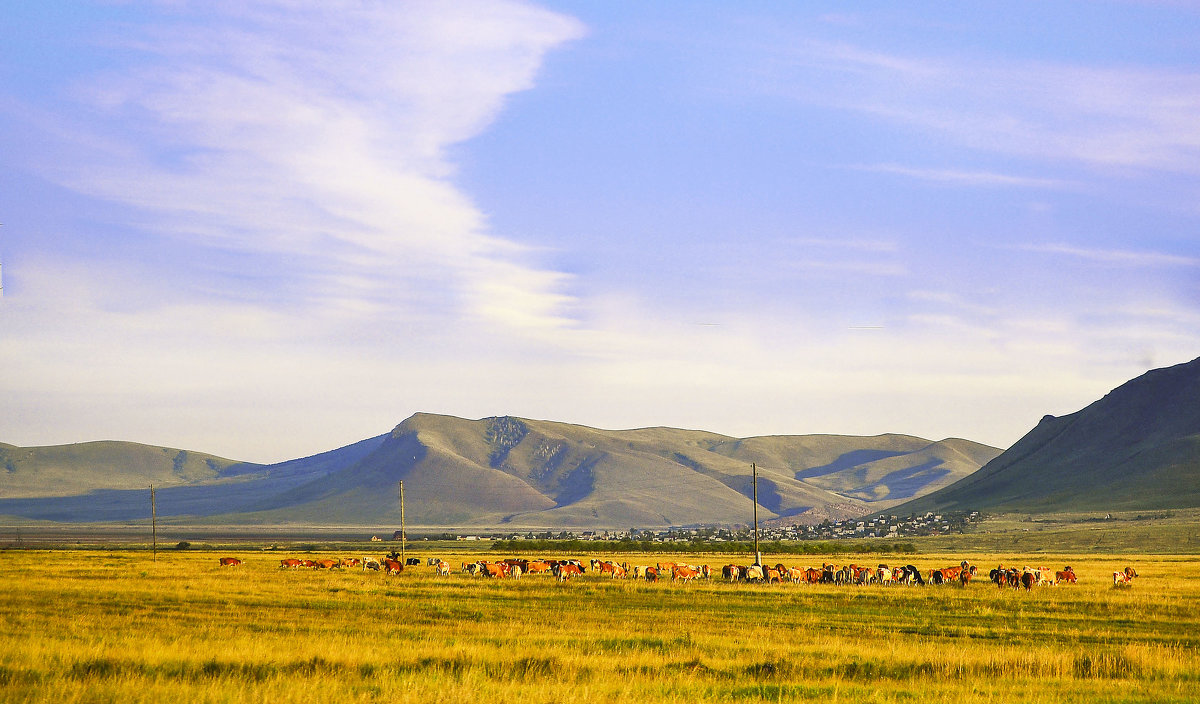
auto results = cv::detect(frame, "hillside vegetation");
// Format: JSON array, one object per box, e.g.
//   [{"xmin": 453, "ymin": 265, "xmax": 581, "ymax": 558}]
[
  {"xmin": 896, "ymin": 356, "xmax": 1200, "ymax": 515},
  {"xmin": 0, "ymin": 415, "xmax": 997, "ymax": 528}
]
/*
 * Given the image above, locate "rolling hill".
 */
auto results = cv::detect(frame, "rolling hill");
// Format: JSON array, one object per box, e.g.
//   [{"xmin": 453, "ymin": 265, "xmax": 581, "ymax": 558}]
[
  {"xmin": 0, "ymin": 414, "xmax": 998, "ymax": 528},
  {"xmin": 892, "ymin": 355, "xmax": 1200, "ymax": 515}
]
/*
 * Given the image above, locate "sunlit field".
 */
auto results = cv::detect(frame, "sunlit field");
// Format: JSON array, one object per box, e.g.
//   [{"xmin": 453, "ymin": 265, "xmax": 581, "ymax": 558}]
[{"xmin": 3, "ymin": 548, "xmax": 1199, "ymax": 703}]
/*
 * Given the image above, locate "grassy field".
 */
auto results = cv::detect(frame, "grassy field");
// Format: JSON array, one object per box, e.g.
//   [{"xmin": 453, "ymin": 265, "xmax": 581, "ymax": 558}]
[{"xmin": 3, "ymin": 548, "xmax": 1199, "ymax": 703}]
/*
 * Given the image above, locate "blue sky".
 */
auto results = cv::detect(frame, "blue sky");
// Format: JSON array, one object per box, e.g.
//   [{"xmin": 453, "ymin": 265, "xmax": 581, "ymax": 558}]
[{"xmin": 2, "ymin": 1, "xmax": 1198, "ymax": 463}]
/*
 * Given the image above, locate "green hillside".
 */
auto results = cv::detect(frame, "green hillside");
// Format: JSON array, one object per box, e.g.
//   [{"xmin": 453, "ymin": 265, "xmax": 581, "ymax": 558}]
[
  {"xmin": 0, "ymin": 441, "xmax": 253, "ymax": 498},
  {"xmin": 210, "ymin": 413, "xmax": 999, "ymax": 528},
  {"xmin": 894, "ymin": 356, "xmax": 1200, "ymax": 515},
  {"xmin": 1, "ymin": 415, "xmax": 999, "ymax": 528}
]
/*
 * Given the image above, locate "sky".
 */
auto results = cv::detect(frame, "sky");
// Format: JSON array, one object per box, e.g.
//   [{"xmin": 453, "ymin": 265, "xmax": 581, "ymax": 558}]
[{"xmin": 1, "ymin": 1, "xmax": 1198, "ymax": 464}]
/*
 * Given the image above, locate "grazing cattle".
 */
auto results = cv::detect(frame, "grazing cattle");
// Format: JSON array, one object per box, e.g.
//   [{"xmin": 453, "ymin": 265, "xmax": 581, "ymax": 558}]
[
  {"xmin": 743, "ymin": 565, "xmax": 764, "ymax": 582},
  {"xmin": 644, "ymin": 567, "xmax": 661, "ymax": 582},
  {"xmin": 218, "ymin": 557, "xmax": 242, "ymax": 567},
  {"xmin": 314, "ymin": 559, "xmax": 338, "ymax": 570},
  {"xmin": 525, "ymin": 561, "xmax": 552, "ymax": 575},
  {"xmin": 1056, "ymin": 566, "xmax": 1077, "ymax": 584},
  {"xmin": 362, "ymin": 558, "xmax": 381, "ymax": 571},
  {"xmin": 481, "ymin": 562, "xmax": 509, "ymax": 579},
  {"xmin": 875, "ymin": 565, "xmax": 893, "ymax": 585},
  {"xmin": 406, "ymin": 558, "xmax": 421, "ymax": 566},
  {"xmin": 596, "ymin": 561, "xmax": 626, "ymax": 578},
  {"xmin": 280, "ymin": 558, "xmax": 303, "ymax": 569},
  {"xmin": 1114, "ymin": 567, "xmax": 1137, "ymax": 586},
  {"xmin": 1020, "ymin": 571, "xmax": 1036, "ymax": 591},
  {"xmin": 722, "ymin": 565, "xmax": 740, "ymax": 582},
  {"xmin": 673, "ymin": 565, "xmax": 702, "ymax": 582},
  {"xmin": 462, "ymin": 562, "xmax": 482, "ymax": 576},
  {"xmin": 383, "ymin": 559, "xmax": 403, "ymax": 576},
  {"xmin": 554, "ymin": 563, "xmax": 583, "ymax": 582},
  {"xmin": 1124, "ymin": 567, "xmax": 1138, "ymax": 581},
  {"xmin": 300, "ymin": 560, "xmax": 316, "ymax": 568},
  {"xmin": 510, "ymin": 565, "xmax": 523, "ymax": 580},
  {"xmin": 803, "ymin": 568, "xmax": 823, "ymax": 584},
  {"xmin": 340, "ymin": 558, "xmax": 360, "ymax": 569},
  {"xmin": 428, "ymin": 558, "xmax": 439, "ymax": 566},
  {"xmin": 435, "ymin": 560, "xmax": 450, "ymax": 576}
]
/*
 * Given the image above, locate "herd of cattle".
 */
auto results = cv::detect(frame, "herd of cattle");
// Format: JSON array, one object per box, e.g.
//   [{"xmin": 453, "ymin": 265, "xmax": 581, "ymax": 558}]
[{"xmin": 217, "ymin": 555, "xmax": 1139, "ymax": 588}]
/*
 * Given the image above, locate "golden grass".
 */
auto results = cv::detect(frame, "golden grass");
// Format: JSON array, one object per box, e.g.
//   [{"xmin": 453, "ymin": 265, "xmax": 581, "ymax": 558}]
[{"xmin": 1, "ymin": 549, "xmax": 1198, "ymax": 702}]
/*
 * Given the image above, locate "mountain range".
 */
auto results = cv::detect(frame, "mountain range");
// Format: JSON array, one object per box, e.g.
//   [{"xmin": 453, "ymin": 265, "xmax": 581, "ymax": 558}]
[
  {"xmin": 0, "ymin": 414, "xmax": 997, "ymax": 528},
  {"xmin": 5, "ymin": 355, "xmax": 1198, "ymax": 528},
  {"xmin": 894, "ymin": 355, "xmax": 1200, "ymax": 515}
]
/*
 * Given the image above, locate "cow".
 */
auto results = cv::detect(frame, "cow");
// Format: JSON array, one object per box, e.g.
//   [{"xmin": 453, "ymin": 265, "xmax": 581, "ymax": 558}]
[
  {"xmin": 427, "ymin": 558, "xmax": 439, "ymax": 566},
  {"xmin": 406, "ymin": 558, "xmax": 421, "ymax": 566},
  {"xmin": 743, "ymin": 565, "xmax": 764, "ymax": 582},
  {"xmin": 1021, "ymin": 570, "xmax": 1036, "ymax": 591},
  {"xmin": 673, "ymin": 565, "xmax": 701, "ymax": 582},
  {"xmin": 383, "ymin": 558, "xmax": 403, "ymax": 576},
  {"xmin": 340, "ymin": 558, "xmax": 361, "ymax": 569},
  {"xmin": 435, "ymin": 560, "xmax": 450, "ymax": 577},
  {"xmin": 279, "ymin": 558, "xmax": 303, "ymax": 569},
  {"xmin": 644, "ymin": 566, "xmax": 661, "ymax": 582},
  {"xmin": 553, "ymin": 563, "xmax": 583, "ymax": 582},
  {"xmin": 314, "ymin": 559, "xmax": 338, "ymax": 570},
  {"xmin": 481, "ymin": 562, "xmax": 509, "ymax": 579},
  {"xmin": 525, "ymin": 561, "xmax": 552, "ymax": 575},
  {"xmin": 362, "ymin": 558, "xmax": 381, "ymax": 571},
  {"xmin": 1114, "ymin": 567, "xmax": 1137, "ymax": 586},
  {"xmin": 1056, "ymin": 566, "xmax": 1077, "ymax": 584},
  {"xmin": 804, "ymin": 567, "xmax": 823, "ymax": 584},
  {"xmin": 721, "ymin": 565, "xmax": 740, "ymax": 582},
  {"xmin": 596, "ymin": 561, "xmax": 626, "ymax": 578},
  {"xmin": 874, "ymin": 564, "xmax": 891, "ymax": 585},
  {"xmin": 1124, "ymin": 566, "xmax": 1138, "ymax": 581},
  {"xmin": 218, "ymin": 557, "xmax": 242, "ymax": 567}
]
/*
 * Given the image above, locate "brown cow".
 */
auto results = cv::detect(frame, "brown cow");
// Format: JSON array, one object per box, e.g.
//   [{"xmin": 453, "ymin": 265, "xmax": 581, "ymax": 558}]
[
  {"xmin": 279, "ymin": 558, "xmax": 302, "ymax": 569},
  {"xmin": 218, "ymin": 557, "xmax": 242, "ymax": 567},
  {"xmin": 314, "ymin": 559, "xmax": 338, "ymax": 570},
  {"xmin": 1056, "ymin": 566, "xmax": 1077, "ymax": 584},
  {"xmin": 435, "ymin": 560, "xmax": 451, "ymax": 576},
  {"xmin": 554, "ymin": 563, "xmax": 583, "ymax": 582},
  {"xmin": 383, "ymin": 558, "xmax": 403, "ymax": 575},
  {"xmin": 673, "ymin": 565, "xmax": 701, "ymax": 581}
]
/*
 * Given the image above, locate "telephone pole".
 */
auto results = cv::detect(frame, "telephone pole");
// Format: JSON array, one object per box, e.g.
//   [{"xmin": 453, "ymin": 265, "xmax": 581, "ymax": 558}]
[
  {"xmin": 399, "ymin": 480, "xmax": 407, "ymax": 566},
  {"xmin": 752, "ymin": 463, "xmax": 761, "ymax": 566},
  {"xmin": 150, "ymin": 484, "xmax": 158, "ymax": 562}
]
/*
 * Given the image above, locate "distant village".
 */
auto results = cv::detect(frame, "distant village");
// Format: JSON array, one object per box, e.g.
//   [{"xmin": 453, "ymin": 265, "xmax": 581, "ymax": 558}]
[{"xmin": 404, "ymin": 510, "xmax": 982, "ymax": 543}]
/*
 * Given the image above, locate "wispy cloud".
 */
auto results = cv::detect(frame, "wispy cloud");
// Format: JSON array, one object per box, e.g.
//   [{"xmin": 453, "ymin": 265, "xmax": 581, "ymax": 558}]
[
  {"xmin": 852, "ymin": 163, "xmax": 1075, "ymax": 190},
  {"xmin": 774, "ymin": 40, "xmax": 1200, "ymax": 173},
  {"xmin": 37, "ymin": 0, "xmax": 586, "ymax": 332},
  {"xmin": 1018, "ymin": 243, "xmax": 1200, "ymax": 268}
]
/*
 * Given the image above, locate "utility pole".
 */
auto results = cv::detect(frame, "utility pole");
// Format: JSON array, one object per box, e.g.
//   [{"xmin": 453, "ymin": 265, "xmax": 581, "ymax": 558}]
[
  {"xmin": 399, "ymin": 480, "xmax": 406, "ymax": 566},
  {"xmin": 752, "ymin": 463, "xmax": 761, "ymax": 566},
  {"xmin": 151, "ymin": 484, "xmax": 158, "ymax": 561}
]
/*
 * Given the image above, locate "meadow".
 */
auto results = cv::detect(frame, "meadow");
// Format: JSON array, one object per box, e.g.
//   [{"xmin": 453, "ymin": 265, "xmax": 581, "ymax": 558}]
[{"xmin": 2, "ymin": 547, "xmax": 1199, "ymax": 703}]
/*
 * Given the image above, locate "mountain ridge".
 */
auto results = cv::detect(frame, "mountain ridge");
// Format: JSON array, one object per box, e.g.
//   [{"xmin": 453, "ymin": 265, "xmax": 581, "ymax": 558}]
[{"xmin": 0, "ymin": 413, "xmax": 999, "ymax": 528}]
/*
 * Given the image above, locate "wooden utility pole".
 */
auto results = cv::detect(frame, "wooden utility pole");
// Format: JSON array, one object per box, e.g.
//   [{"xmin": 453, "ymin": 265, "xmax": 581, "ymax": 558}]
[
  {"xmin": 150, "ymin": 484, "xmax": 158, "ymax": 562},
  {"xmin": 752, "ymin": 463, "xmax": 761, "ymax": 566},
  {"xmin": 399, "ymin": 480, "xmax": 407, "ymax": 566}
]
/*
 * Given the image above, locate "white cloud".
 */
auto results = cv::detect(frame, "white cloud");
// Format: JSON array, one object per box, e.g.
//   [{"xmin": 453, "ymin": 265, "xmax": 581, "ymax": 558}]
[
  {"xmin": 776, "ymin": 40, "xmax": 1200, "ymax": 173},
  {"xmin": 42, "ymin": 0, "xmax": 586, "ymax": 331},
  {"xmin": 1017, "ymin": 243, "xmax": 1200, "ymax": 268}
]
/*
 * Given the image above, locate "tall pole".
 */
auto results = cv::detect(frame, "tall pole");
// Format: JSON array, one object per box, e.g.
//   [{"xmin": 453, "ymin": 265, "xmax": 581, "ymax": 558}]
[
  {"xmin": 399, "ymin": 480, "xmax": 406, "ymax": 566},
  {"xmin": 151, "ymin": 484, "xmax": 158, "ymax": 560},
  {"xmin": 752, "ymin": 463, "xmax": 761, "ymax": 566}
]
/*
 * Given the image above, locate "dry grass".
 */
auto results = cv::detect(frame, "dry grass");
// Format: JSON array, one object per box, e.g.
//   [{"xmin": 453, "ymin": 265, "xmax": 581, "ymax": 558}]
[{"xmin": 1, "ymin": 549, "xmax": 1198, "ymax": 702}]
